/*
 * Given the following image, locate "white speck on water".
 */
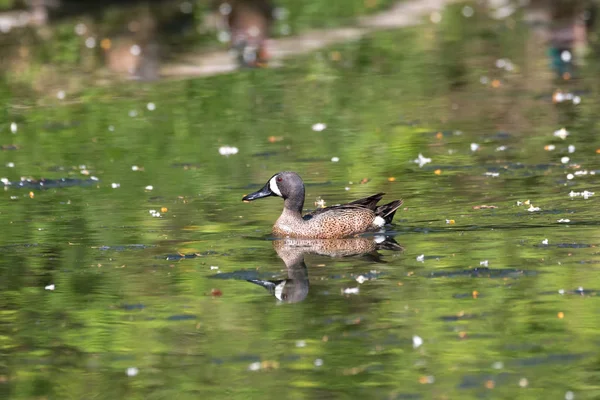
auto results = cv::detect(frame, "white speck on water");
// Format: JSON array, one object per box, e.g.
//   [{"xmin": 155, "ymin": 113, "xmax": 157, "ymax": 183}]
[
  {"xmin": 356, "ymin": 275, "xmax": 367, "ymax": 284},
  {"xmin": 413, "ymin": 335, "xmax": 423, "ymax": 348},
  {"xmin": 10, "ymin": 122, "xmax": 17, "ymax": 133},
  {"xmin": 342, "ymin": 287, "xmax": 359, "ymax": 295},
  {"xmin": 480, "ymin": 260, "xmax": 489, "ymax": 267},
  {"xmin": 126, "ymin": 367, "xmax": 139, "ymax": 377},
  {"xmin": 108, "ymin": 125, "xmax": 115, "ymax": 131},
  {"xmin": 484, "ymin": 172, "xmax": 499, "ymax": 177},
  {"xmin": 210, "ymin": 266, "xmax": 219, "ymax": 270},
  {"xmin": 470, "ymin": 143, "xmax": 479, "ymax": 152},
  {"xmin": 542, "ymin": 238, "xmax": 548, "ymax": 245},
  {"xmin": 1, "ymin": 178, "xmax": 9, "ymax": 185},
  {"xmin": 480, "ymin": 76, "xmax": 489, "ymax": 85},
  {"xmin": 147, "ymin": 102, "xmax": 156, "ymax": 111},
  {"xmin": 545, "ymin": 144, "xmax": 556, "ymax": 151},
  {"xmin": 131, "ymin": 165, "xmax": 140, "ymax": 171},
  {"xmin": 145, "ymin": 185, "xmax": 153, "ymax": 191},
  {"xmin": 331, "ymin": 157, "xmax": 339, "ymax": 162},
  {"xmin": 582, "ymin": 190, "xmax": 594, "ymax": 199},
  {"xmin": 296, "ymin": 340, "xmax": 306, "ymax": 348},
  {"xmin": 573, "ymin": 96, "xmax": 581, "ymax": 105},
  {"xmin": 129, "ymin": 110, "xmax": 138, "ymax": 117},
  {"xmin": 6, "ymin": 162, "xmax": 14, "ymax": 168},
  {"xmin": 527, "ymin": 205, "xmax": 540, "ymax": 212},
  {"xmin": 554, "ymin": 128, "xmax": 569, "ymax": 140},
  {"xmin": 492, "ymin": 361, "xmax": 504, "ymax": 369},
  {"xmin": 74, "ymin": 23, "xmax": 87, "ymax": 35},
  {"xmin": 496, "ymin": 145, "xmax": 507, "ymax": 151},
  {"xmin": 519, "ymin": 378, "xmax": 529, "ymax": 387},
  {"xmin": 248, "ymin": 362, "xmax": 261, "ymax": 371},
  {"xmin": 130, "ymin": 44, "xmax": 141, "ymax": 56},
  {"xmin": 430, "ymin": 11, "xmax": 442, "ymax": 23},
  {"xmin": 219, "ymin": 146, "xmax": 238, "ymax": 156},
  {"xmin": 85, "ymin": 37, "xmax": 96, "ymax": 49},
  {"xmin": 314, "ymin": 358, "xmax": 323, "ymax": 367},
  {"xmin": 557, "ymin": 219, "xmax": 571, "ymax": 223},
  {"xmin": 45, "ymin": 284, "xmax": 55, "ymax": 291},
  {"xmin": 565, "ymin": 390, "xmax": 575, "ymax": 400},
  {"xmin": 416, "ymin": 254, "xmax": 425, "ymax": 262},
  {"xmin": 561, "ymin": 157, "xmax": 570, "ymax": 164},
  {"xmin": 577, "ymin": 286, "xmax": 584, "ymax": 292},
  {"xmin": 57, "ymin": 90, "xmax": 65, "ymax": 100},
  {"xmin": 312, "ymin": 122, "xmax": 327, "ymax": 132},
  {"xmin": 558, "ymin": 289, "xmax": 565, "ymax": 295},
  {"xmin": 462, "ymin": 5, "xmax": 474, "ymax": 17},
  {"xmin": 495, "ymin": 58, "xmax": 506, "ymax": 69},
  {"xmin": 344, "ymin": 187, "xmax": 350, "ymax": 191},
  {"xmin": 561, "ymin": 50, "xmax": 572, "ymax": 63},
  {"xmin": 568, "ymin": 145, "xmax": 575, "ymax": 153},
  {"xmin": 567, "ymin": 173, "xmax": 574, "ymax": 180},
  {"xmin": 91, "ymin": 176, "xmax": 99, "ymax": 181},
  {"xmin": 414, "ymin": 153, "xmax": 431, "ymax": 168},
  {"xmin": 111, "ymin": 183, "xmax": 120, "ymax": 189}
]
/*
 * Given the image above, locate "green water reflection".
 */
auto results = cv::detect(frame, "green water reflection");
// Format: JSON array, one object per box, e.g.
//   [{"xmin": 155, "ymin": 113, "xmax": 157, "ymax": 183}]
[{"xmin": 1, "ymin": 2, "xmax": 600, "ymax": 399}]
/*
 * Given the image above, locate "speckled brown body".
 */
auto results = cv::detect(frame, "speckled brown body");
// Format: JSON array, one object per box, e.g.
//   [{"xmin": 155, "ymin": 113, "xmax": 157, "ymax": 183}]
[{"xmin": 272, "ymin": 207, "xmax": 381, "ymax": 239}]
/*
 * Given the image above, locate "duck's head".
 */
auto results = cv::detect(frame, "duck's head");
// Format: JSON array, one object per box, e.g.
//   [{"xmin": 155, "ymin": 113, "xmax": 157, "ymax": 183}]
[{"xmin": 242, "ymin": 171, "xmax": 305, "ymax": 203}]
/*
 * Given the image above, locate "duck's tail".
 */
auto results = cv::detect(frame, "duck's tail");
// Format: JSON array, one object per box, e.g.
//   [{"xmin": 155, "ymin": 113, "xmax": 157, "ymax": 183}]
[{"xmin": 375, "ymin": 199, "xmax": 403, "ymax": 224}]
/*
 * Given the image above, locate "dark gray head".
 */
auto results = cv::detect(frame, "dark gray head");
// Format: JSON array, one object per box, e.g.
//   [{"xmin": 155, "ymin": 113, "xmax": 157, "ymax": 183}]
[{"xmin": 242, "ymin": 171, "xmax": 305, "ymax": 212}]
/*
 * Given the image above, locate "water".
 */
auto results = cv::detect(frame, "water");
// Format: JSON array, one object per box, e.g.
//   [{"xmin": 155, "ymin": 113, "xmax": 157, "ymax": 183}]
[{"xmin": 1, "ymin": 1, "xmax": 600, "ymax": 399}]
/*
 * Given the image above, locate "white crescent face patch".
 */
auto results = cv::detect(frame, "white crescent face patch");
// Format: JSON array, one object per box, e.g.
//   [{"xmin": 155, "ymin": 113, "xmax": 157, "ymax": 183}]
[{"xmin": 269, "ymin": 176, "xmax": 283, "ymax": 197}]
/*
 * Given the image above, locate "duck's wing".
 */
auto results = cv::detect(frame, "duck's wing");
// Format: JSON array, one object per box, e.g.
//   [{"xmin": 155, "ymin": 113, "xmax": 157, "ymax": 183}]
[{"xmin": 303, "ymin": 193, "xmax": 385, "ymax": 221}]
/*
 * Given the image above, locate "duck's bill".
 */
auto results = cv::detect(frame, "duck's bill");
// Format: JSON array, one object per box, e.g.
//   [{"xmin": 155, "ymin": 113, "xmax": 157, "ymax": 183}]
[{"xmin": 242, "ymin": 183, "xmax": 273, "ymax": 202}]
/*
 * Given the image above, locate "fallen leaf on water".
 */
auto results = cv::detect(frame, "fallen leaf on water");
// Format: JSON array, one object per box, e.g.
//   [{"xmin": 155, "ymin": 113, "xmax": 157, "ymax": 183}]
[
  {"xmin": 359, "ymin": 178, "xmax": 370, "ymax": 184},
  {"xmin": 558, "ymin": 311, "xmax": 564, "ymax": 319},
  {"xmin": 388, "ymin": 177, "xmax": 396, "ymax": 182},
  {"xmin": 268, "ymin": 136, "xmax": 283, "ymax": 143},
  {"xmin": 434, "ymin": 169, "xmax": 442, "ymax": 175},
  {"xmin": 491, "ymin": 79, "xmax": 501, "ymax": 88},
  {"xmin": 435, "ymin": 132, "xmax": 443, "ymax": 139},
  {"xmin": 211, "ymin": 288, "xmax": 223, "ymax": 297},
  {"xmin": 29, "ymin": 191, "xmax": 34, "ymax": 199},
  {"xmin": 161, "ymin": 207, "xmax": 168, "ymax": 213}
]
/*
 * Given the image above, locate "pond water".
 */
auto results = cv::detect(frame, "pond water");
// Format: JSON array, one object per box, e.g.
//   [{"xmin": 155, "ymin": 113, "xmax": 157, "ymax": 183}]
[{"xmin": 1, "ymin": 1, "xmax": 600, "ymax": 399}]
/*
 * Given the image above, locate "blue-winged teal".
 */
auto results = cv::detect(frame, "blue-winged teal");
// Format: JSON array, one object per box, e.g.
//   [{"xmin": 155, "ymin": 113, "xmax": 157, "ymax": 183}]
[{"xmin": 242, "ymin": 171, "xmax": 403, "ymax": 239}]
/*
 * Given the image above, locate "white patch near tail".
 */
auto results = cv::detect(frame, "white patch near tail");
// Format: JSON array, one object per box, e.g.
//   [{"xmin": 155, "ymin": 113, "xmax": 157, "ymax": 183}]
[
  {"xmin": 373, "ymin": 216, "xmax": 386, "ymax": 227},
  {"xmin": 274, "ymin": 281, "xmax": 286, "ymax": 301},
  {"xmin": 269, "ymin": 176, "xmax": 283, "ymax": 197},
  {"xmin": 374, "ymin": 235, "xmax": 386, "ymax": 244}
]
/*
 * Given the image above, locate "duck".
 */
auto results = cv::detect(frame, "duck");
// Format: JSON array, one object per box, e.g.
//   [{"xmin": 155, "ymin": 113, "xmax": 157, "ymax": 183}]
[{"xmin": 242, "ymin": 171, "xmax": 403, "ymax": 239}]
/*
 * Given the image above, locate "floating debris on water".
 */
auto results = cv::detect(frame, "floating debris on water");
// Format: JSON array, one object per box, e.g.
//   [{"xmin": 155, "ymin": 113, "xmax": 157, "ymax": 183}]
[
  {"xmin": 557, "ymin": 219, "xmax": 571, "ymax": 223},
  {"xmin": 342, "ymin": 287, "xmax": 359, "ymax": 295},
  {"xmin": 149, "ymin": 209, "xmax": 161, "ymax": 218},
  {"xmin": 126, "ymin": 367, "xmax": 139, "ymax": 377},
  {"xmin": 470, "ymin": 143, "xmax": 480, "ymax": 152},
  {"xmin": 10, "ymin": 122, "xmax": 17, "ymax": 134},
  {"xmin": 527, "ymin": 205, "xmax": 541, "ymax": 212},
  {"xmin": 568, "ymin": 145, "xmax": 576, "ymax": 153},
  {"xmin": 356, "ymin": 275, "xmax": 367, "ymax": 284},
  {"xmin": 219, "ymin": 146, "xmax": 238, "ymax": 156},
  {"xmin": 567, "ymin": 174, "xmax": 574, "ymax": 180},
  {"xmin": 145, "ymin": 185, "xmax": 153, "ymax": 191},
  {"xmin": 480, "ymin": 260, "xmax": 489, "ymax": 267},
  {"xmin": 314, "ymin": 197, "xmax": 326, "ymax": 208},
  {"xmin": 569, "ymin": 190, "xmax": 594, "ymax": 199},
  {"xmin": 496, "ymin": 145, "xmax": 507, "ymax": 151},
  {"xmin": 553, "ymin": 128, "xmax": 569, "ymax": 140},
  {"xmin": 414, "ymin": 153, "xmax": 431, "ymax": 168},
  {"xmin": 446, "ymin": 219, "xmax": 455, "ymax": 224},
  {"xmin": 111, "ymin": 183, "xmax": 120, "ymax": 189},
  {"xmin": 484, "ymin": 172, "xmax": 499, "ymax": 177},
  {"xmin": 413, "ymin": 335, "xmax": 423, "ymax": 348},
  {"xmin": 545, "ymin": 144, "xmax": 556, "ymax": 151},
  {"xmin": 542, "ymin": 239, "xmax": 548, "ymax": 245},
  {"xmin": 561, "ymin": 157, "xmax": 570, "ymax": 164},
  {"xmin": 331, "ymin": 156, "xmax": 339, "ymax": 162},
  {"xmin": 45, "ymin": 284, "xmax": 55, "ymax": 291},
  {"xmin": 312, "ymin": 123, "xmax": 326, "ymax": 132},
  {"xmin": 416, "ymin": 254, "xmax": 425, "ymax": 262},
  {"xmin": 314, "ymin": 358, "xmax": 323, "ymax": 367},
  {"xmin": 147, "ymin": 102, "xmax": 156, "ymax": 111},
  {"xmin": 248, "ymin": 362, "xmax": 261, "ymax": 371}
]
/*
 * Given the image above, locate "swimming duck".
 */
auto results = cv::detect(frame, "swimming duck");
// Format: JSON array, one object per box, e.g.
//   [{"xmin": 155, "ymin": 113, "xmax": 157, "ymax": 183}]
[{"xmin": 242, "ymin": 171, "xmax": 403, "ymax": 239}]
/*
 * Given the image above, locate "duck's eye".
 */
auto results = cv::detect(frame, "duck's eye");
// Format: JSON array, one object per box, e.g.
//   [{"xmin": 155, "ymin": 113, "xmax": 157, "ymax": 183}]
[{"xmin": 277, "ymin": 177, "xmax": 283, "ymax": 182}]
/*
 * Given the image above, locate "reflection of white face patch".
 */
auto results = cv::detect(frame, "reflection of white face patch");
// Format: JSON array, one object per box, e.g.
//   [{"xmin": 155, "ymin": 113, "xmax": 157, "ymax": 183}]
[
  {"xmin": 274, "ymin": 281, "xmax": 286, "ymax": 301},
  {"xmin": 269, "ymin": 176, "xmax": 283, "ymax": 197}
]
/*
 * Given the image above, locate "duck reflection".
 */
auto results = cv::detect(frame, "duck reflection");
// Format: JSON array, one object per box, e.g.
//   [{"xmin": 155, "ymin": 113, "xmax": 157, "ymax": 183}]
[{"xmin": 247, "ymin": 236, "xmax": 403, "ymax": 303}]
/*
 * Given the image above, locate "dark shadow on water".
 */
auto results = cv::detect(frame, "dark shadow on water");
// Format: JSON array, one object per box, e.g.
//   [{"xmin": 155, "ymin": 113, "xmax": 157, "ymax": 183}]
[{"xmin": 210, "ymin": 235, "xmax": 403, "ymax": 303}]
